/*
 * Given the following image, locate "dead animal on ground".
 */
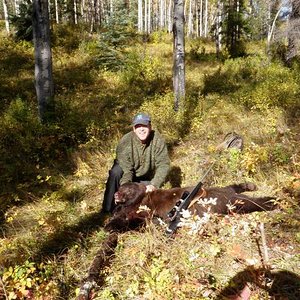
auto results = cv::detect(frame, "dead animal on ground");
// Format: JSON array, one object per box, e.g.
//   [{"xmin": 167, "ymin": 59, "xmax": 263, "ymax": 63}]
[{"xmin": 105, "ymin": 182, "xmax": 276, "ymax": 232}]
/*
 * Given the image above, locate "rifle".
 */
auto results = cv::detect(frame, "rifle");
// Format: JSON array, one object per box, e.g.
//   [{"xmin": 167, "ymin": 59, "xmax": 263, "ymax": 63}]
[
  {"xmin": 165, "ymin": 163, "xmax": 214, "ymax": 236},
  {"xmin": 165, "ymin": 132, "xmax": 243, "ymax": 236}
]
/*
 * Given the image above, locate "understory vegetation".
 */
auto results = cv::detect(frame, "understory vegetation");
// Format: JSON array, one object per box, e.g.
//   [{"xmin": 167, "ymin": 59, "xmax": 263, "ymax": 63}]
[{"xmin": 0, "ymin": 23, "xmax": 299, "ymax": 299}]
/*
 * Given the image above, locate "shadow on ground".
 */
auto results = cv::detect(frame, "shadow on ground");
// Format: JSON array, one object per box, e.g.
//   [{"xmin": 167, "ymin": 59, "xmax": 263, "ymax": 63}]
[{"xmin": 217, "ymin": 266, "xmax": 300, "ymax": 300}]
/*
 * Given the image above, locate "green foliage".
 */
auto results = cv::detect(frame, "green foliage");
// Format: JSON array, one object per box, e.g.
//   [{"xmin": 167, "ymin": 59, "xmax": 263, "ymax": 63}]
[
  {"xmin": 0, "ymin": 98, "xmax": 85, "ymax": 189},
  {"xmin": 136, "ymin": 93, "xmax": 186, "ymax": 144},
  {"xmin": 203, "ymin": 56, "xmax": 300, "ymax": 112},
  {"xmin": 270, "ymin": 143, "xmax": 291, "ymax": 165},
  {"xmin": 0, "ymin": 260, "xmax": 57, "ymax": 298},
  {"xmin": 1, "ymin": 30, "xmax": 299, "ymax": 300},
  {"xmin": 0, "ymin": 35, "xmax": 34, "ymax": 107},
  {"xmin": 187, "ymin": 38, "xmax": 218, "ymax": 62},
  {"xmin": 10, "ymin": 0, "xmax": 33, "ymax": 42},
  {"xmin": 268, "ymin": 41, "xmax": 288, "ymax": 62},
  {"xmin": 95, "ymin": 8, "xmax": 137, "ymax": 70},
  {"xmin": 148, "ymin": 30, "xmax": 172, "ymax": 44},
  {"xmin": 0, "ymin": 99, "xmax": 40, "ymax": 185},
  {"xmin": 122, "ymin": 51, "xmax": 170, "ymax": 95},
  {"xmin": 222, "ymin": 0, "xmax": 250, "ymax": 58},
  {"xmin": 52, "ymin": 24, "xmax": 86, "ymax": 53}
]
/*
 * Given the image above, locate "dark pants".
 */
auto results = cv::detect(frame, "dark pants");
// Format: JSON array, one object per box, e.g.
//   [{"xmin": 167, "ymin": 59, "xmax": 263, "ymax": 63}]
[{"xmin": 102, "ymin": 160, "xmax": 151, "ymax": 213}]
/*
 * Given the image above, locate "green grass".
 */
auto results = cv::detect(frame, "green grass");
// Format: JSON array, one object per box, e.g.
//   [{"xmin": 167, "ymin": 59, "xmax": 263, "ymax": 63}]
[{"xmin": 0, "ymin": 27, "xmax": 299, "ymax": 299}]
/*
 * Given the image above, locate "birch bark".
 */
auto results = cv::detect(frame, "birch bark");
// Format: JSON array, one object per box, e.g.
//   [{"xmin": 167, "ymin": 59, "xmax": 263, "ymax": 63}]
[
  {"xmin": 173, "ymin": 0, "xmax": 185, "ymax": 111},
  {"xmin": 3, "ymin": 0, "xmax": 10, "ymax": 33},
  {"xmin": 33, "ymin": 0, "xmax": 55, "ymax": 123}
]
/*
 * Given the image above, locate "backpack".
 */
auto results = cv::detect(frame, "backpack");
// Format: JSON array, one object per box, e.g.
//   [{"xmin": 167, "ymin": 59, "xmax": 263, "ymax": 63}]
[{"xmin": 217, "ymin": 132, "xmax": 244, "ymax": 150}]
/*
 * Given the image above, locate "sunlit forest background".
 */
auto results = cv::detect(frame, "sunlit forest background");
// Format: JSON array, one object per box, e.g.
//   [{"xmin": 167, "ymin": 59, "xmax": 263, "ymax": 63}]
[{"xmin": 0, "ymin": 0, "xmax": 299, "ymax": 299}]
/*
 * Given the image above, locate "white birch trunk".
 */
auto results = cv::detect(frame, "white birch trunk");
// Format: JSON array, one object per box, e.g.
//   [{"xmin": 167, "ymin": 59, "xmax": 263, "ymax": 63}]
[
  {"xmin": 81, "ymin": 0, "xmax": 85, "ymax": 22},
  {"xmin": 144, "ymin": 0, "xmax": 148, "ymax": 33},
  {"xmin": 267, "ymin": 4, "xmax": 283, "ymax": 52},
  {"xmin": 90, "ymin": 0, "xmax": 95, "ymax": 32},
  {"xmin": 33, "ymin": 0, "xmax": 54, "ymax": 123},
  {"xmin": 138, "ymin": 0, "xmax": 143, "ymax": 32},
  {"xmin": 200, "ymin": 0, "xmax": 203, "ymax": 36},
  {"xmin": 215, "ymin": 0, "xmax": 222, "ymax": 57},
  {"xmin": 148, "ymin": 0, "xmax": 152, "ymax": 33},
  {"xmin": 167, "ymin": 0, "xmax": 173, "ymax": 32},
  {"xmin": 204, "ymin": 0, "xmax": 208, "ymax": 37},
  {"xmin": 3, "ymin": 0, "xmax": 10, "ymax": 33},
  {"xmin": 173, "ymin": 0, "xmax": 185, "ymax": 111},
  {"xmin": 15, "ymin": 0, "xmax": 20, "ymax": 15},
  {"xmin": 160, "ymin": 0, "xmax": 165, "ymax": 28},
  {"xmin": 187, "ymin": 0, "xmax": 193, "ymax": 37},
  {"xmin": 55, "ymin": 0, "xmax": 59, "ymax": 23},
  {"xmin": 111, "ymin": 0, "xmax": 114, "ymax": 16},
  {"xmin": 74, "ymin": 0, "xmax": 78, "ymax": 24}
]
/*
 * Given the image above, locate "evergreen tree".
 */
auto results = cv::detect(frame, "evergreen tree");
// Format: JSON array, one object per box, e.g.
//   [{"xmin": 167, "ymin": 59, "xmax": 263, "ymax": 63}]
[
  {"xmin": 222, "ymin": 0, "xmax": 250, "ymax": 57},
  {"xmin": 10, "ymin": 0, "xmax": 33, "ymax": 41}
]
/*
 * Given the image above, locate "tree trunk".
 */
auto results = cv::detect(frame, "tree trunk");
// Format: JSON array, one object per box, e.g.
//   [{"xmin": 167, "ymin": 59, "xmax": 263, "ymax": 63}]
[
  {"xmin": 204, "ymin": 0, "xmax": 208, "ymax": 37},
  {"xmin": 266, "ymin": 4, "xmax": 282, "ymax": 55},
  {"xmin": 215, "ymin": 0, "xmax": 222, "ymax": 57},
  {"xmin": 74, "ymin": 0, "xmax": 78, "ymax": 24},
  {"xmin": 3, "ymin": 0, "xmax": 10, "ymax": 33},
  {"xmin": 138, "ymin": 0, "xmax": 143, "ymax": 32},
  {"xmin": 167, "ymin": 0, "xmax": 172, "ymax": 32},
  {"xmin": 15, "ymin": 0, "xmax": 20, "ymax": 15},
  {"xmin": 148, "ymin": 0, "xmax": 152, "ymax": 33},
  {"xmin": 144, "ymin": 0, "xmax": 148, "ymax": 33},
  {"xmin": 54, "ymin": 0, "xmax": 59, "ymax": 23},
  {"xmin": 32, "ymin": 0, "xmax": 55, "ymax": 123},
  {"xmin": 187, "ymin": 0, "xmax": 193, "ymax": 37},
  {"xmin": 173, "ymin": 0, "xmax": 185, "ymax": 111},
  {"xmin": 159, "ymin": 0, "xmax": 165, "ymax": 29},
  {"xmin": 286, "ymin": 0, "xmax": 300, "ymax": 65},
  {"xmin": 199, "ymin": 0, "xmax": 203, "ymax": 36}
]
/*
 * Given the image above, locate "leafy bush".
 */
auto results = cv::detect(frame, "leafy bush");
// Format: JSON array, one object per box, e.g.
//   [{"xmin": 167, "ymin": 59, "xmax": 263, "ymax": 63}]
[
  {"xmin": 203, "ymin": 56, "xmax": 300, "ymax": 111},
  {"xmin": 148, "ymin": 30, "xmax": 172, "ymax": 44},
  {"xmin": 0, "ymin": 99, "xmax": 41, "ymax": 186},
  {"xmin": 122, "ymin": 51, "xmax": 170, "ymax": 95},
  {"xmin": 135, "ymin": 93, "xmax": 186, "ymax": 144},
  {"xmin": 0, "ymin": 99, "xmax": 83, "ymax": 189},
  {"xmin": 0, "ymin": 260, "xmax": 58, "ymax": 298},
  {"xmin": 52, "ymin": 24, "xmax": 86, "ymax": 52}
]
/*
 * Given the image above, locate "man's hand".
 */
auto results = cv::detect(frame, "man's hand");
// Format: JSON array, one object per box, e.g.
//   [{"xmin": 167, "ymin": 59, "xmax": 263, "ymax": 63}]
[{"xmin": 146, "ymin": 185, "xmax": 156, "ymax": 193}]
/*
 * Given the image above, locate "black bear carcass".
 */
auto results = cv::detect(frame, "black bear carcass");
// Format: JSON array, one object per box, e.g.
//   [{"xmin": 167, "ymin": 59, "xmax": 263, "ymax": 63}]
[{"xmin": 105, "ymin": 182, "xmax": 276, "ymax": 232}]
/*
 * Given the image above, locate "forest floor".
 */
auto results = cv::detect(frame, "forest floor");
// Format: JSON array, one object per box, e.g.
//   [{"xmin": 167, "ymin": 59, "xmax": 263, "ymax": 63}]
[{"xmin": 0, "ymin": 28, "xmax": 299, "ymax": 299}]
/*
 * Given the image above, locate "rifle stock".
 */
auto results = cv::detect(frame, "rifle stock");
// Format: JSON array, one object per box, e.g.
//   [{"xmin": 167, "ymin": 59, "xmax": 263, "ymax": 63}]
[
  {"xmin": 165, "ymin": 182, "xmax": 203, "ymax": 236},
  {"xmin": 165, "ymin": 163, "xmax": 214, "ymax": 236}
]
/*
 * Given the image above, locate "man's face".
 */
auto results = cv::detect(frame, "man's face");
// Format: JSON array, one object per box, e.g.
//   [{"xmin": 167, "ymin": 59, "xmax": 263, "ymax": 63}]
[{"xmin": 133, "ymin": 124, "xmax": 151, "ymax": 143}]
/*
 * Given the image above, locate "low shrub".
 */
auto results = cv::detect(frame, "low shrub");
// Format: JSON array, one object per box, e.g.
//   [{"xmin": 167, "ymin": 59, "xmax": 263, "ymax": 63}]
[
  {"xmin": 135, "ymin": 93, "xmax": 186, "ymax": 144},
  {"xmin": 122, "ymin": 51, "xmax": 170, "ymax": 95},
  {"xmin": 52, "ymin": 24, "xmax": 87, "ymax": 53},
  {"xmin": 203, "ymin": 55, "xmax": 300, "ymax": 111}
]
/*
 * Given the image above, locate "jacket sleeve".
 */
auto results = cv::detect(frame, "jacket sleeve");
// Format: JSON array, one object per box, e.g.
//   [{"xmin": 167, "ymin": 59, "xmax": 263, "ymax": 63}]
[
  {"xmin": 116, "ymin": 134, "xmax": 134, "ymax": 185},
  {"xmin": 150, "ymin": 136, "xmax": 170, "ymax": 188}
]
